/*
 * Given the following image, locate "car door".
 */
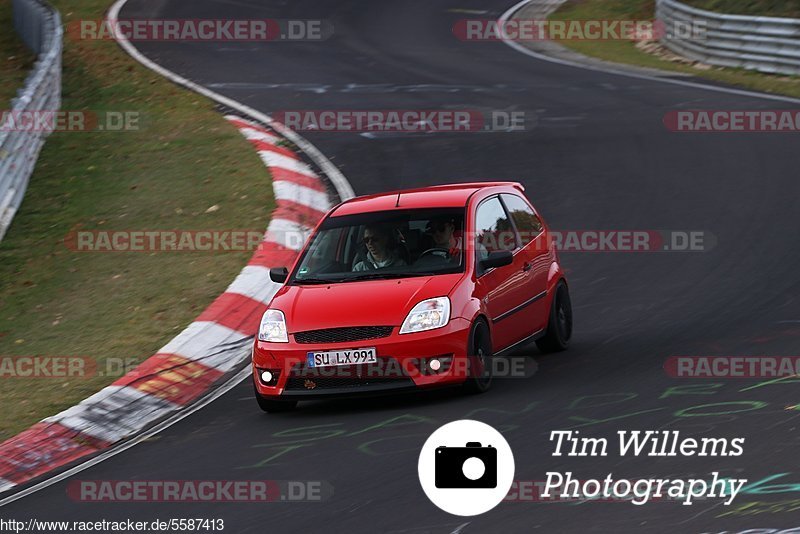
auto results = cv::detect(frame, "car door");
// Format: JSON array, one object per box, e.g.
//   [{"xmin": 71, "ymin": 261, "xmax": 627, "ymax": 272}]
[
  {"xmin": 501, "ymin": 194, "xmax": 550, "ymax": 333},
  {"xmin": 474, "ymin": 196, "xmax": 531, "ymax": 351}
]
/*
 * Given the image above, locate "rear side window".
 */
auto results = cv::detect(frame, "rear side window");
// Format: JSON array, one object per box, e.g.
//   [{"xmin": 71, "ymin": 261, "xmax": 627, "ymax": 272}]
[
  {"xmin": 475, "ymin": 197, "xmax": 517, "ymax": 261},
  {"xmin": 502, "ymin": 194, "xmax": 543, "ymax": 247}
]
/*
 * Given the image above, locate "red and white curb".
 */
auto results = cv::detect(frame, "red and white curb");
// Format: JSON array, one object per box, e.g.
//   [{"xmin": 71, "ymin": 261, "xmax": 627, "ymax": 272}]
[{"xmin": 0, "ymin": 115, "xmax": 334, "ymax": 493}]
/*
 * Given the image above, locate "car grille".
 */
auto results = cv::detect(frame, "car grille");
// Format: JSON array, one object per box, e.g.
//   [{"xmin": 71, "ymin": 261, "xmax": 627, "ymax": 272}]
[{"xmin": 293, "ymin": 326, "xmax": 394, "ymax": 344}]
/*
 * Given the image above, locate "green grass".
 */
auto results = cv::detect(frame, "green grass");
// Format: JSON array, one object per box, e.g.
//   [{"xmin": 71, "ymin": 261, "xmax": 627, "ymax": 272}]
[
  {"xmin": 550, "ymin": 0, "xmax": 800, "ymax": 99},
  {"xmin": 0, "ymin": 1, "xmax": 35, "ymax": 108},
  {"xmin": 0, "ymin": 0, "xmax": 275, "ymax": 439},
  {"xmin": 682, "ymin": 0, "xmax": 800, "ymax": 18}
]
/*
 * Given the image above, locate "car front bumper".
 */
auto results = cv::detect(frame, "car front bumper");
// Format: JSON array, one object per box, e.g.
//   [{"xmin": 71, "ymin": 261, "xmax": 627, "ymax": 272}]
[{"xmin": 252, "ymin": 317, "xmax": 472, "ymax": 399}]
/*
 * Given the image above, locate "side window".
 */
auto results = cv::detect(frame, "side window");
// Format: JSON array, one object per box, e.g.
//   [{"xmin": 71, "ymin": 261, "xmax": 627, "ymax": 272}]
[
  {"xmin": 501, "ymin": 194, "xmax": 543, "ymax": 247},
  {"xmin": 475, "ymin": 197, "xmax": 517, "ymax": 262}
]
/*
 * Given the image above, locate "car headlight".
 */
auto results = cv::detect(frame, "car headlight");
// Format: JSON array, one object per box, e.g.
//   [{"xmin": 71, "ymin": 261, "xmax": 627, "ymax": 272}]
[
  {"xmin": 258, "ymin": 309, "xmax": 289, "ymax": 343},
  {"xmin": 400, "ymin": 297, "xmax": 451, "ymax": 334}
]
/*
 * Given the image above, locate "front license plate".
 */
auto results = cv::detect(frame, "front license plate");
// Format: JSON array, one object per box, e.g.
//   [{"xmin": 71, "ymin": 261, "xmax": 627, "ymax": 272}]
[{"xmin": 307, "ymin": 348, "xmax": 377, "ymax": 368}]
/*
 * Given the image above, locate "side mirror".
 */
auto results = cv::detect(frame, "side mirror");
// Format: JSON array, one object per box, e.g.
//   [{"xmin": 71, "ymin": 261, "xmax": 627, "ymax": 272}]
[
  {"xmin": 479, "ymin": 250, "xmax": 513, "ymax": 271},
  {"xmin": 270, "ymin": 267, "xmax": 289, "ymax": 284}
]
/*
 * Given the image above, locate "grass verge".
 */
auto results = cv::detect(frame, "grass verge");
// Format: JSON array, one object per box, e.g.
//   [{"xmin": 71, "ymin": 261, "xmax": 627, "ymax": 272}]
[
  {"xmin": 0, "ymin": 2, "xmax": 35, "ymax": 108},
  {"xmin": 0, "ymin": 0, "xmax": 275, "ymax": 439},
  {"xmin": 549, "ymin": 0, "xmax": 800, "ymax": 99}
]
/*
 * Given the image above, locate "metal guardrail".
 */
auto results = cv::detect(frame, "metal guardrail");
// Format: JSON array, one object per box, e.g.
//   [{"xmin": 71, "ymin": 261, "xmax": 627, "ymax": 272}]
[
  {"xmin": 656, "ymin": 0, "xmax": 800, "ymax": 76},
  {"xmin": 0, "ymin": 0, "xmax": 62, "ymax": 241}
]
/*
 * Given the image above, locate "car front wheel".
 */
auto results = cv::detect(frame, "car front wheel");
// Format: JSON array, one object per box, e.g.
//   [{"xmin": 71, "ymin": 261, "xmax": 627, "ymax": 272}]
[{"xmin": 464, "ymin": 318, "xmax": 493, "ymax": 393}]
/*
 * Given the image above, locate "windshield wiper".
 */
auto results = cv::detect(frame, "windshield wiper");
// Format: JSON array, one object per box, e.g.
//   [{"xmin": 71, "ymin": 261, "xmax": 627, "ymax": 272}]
[
  {"xmin": 293, "ymin": 277, "xmax": 340, "ymax": 285},
  {"xmin": 296, "ymin": 272, "xmax": 447, "ymax": 284},
  {"xmin": 345, "ymin": 272, "xmax": 403, "ymax": 281},
  {"xmin": 345, "ymin": 271, "xmax": 438, "ymax": 282}
]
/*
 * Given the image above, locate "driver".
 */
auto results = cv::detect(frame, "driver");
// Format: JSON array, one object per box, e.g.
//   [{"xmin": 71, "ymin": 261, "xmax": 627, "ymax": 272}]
[
  {"xmin": 427, "ymin": 216, "xmax": 462, "ymax": 260},
  {"xmin": 353, "ymin": 224, "xmax": 407, "ymax": 271}
]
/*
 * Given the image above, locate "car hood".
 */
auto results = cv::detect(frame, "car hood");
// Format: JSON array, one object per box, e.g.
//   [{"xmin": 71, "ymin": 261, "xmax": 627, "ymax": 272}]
[{"xmin": 270, "ymin": 274, "xmax": 463, "ymax": 333}]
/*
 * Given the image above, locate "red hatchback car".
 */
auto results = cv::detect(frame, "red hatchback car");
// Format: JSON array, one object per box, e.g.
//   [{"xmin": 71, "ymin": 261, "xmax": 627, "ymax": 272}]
[{"xmin": 252, "ymin": 182, "xmax": 572, "ymax": 412}]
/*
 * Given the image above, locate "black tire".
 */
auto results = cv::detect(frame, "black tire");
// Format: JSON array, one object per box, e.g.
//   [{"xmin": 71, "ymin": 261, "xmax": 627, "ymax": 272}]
[
  {"xmin": 463, "ymin": 318, "xmax": 493, "ymax": 394},
  {"xmin": 253, "ymin": 381, "xmax": 297, "ymax": 413},
  {"xmin": 536, "ymin": 280, "xmax": 573, "ymax": 353}
]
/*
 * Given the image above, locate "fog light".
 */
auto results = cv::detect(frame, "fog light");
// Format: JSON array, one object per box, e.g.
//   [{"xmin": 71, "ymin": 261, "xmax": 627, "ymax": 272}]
[
  {"xmin": 261, "ymin": 370, "xmax": 273, "ymax": 384},
  {"xmin": 429, "ymin": 359, "xmax": 441, "ymax": 372}
]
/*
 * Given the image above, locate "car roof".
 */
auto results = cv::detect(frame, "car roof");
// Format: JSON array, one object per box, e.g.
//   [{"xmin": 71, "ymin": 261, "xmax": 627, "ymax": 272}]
[{"xmin": 330, "ymin": 181, "xmax": 525, "ymax": 216}]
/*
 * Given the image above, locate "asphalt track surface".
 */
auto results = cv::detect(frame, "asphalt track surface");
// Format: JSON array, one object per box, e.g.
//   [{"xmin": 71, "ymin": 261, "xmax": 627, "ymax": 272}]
[{"xmin": 5, "ymin": 0, "xmax": 800, "ymax": 532}]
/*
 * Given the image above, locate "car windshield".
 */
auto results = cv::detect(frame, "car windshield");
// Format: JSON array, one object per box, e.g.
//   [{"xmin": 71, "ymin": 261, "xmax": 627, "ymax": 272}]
[{"xmin": 290, "ymin": 208, "xmax": 466, "ymax": 284}]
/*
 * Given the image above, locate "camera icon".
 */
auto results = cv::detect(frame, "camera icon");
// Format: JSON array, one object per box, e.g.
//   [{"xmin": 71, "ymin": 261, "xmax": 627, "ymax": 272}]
[
  {"xmin": 435, "ymin": 442, "xmax": 497, "ymax": 488},
  {"xmin": 418, "ymin": 420, "xmax": 514, "ymax": 516}
]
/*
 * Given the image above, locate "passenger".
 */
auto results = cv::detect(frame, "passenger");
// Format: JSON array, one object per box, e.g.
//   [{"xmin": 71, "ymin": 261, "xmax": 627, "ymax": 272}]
[{"xmin": 353, "ymin": 224, "xmax": 407, "ymax": 271}]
